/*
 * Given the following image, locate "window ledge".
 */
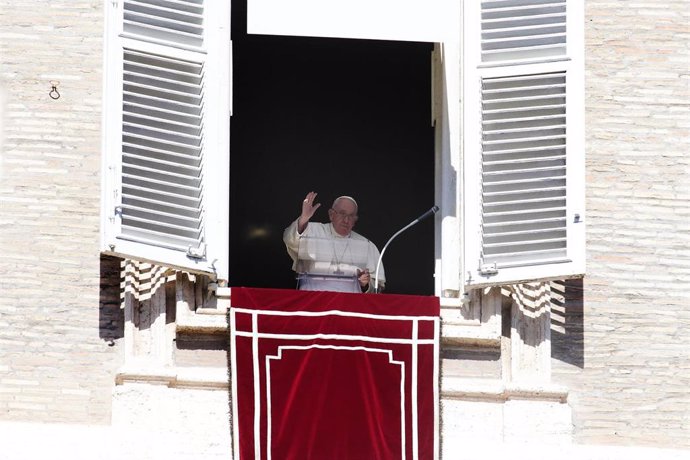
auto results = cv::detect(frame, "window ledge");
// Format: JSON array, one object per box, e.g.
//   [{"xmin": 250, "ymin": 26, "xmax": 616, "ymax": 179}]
[
  {"xmin": 440, "ymin": 323, "xmax": 501, "ymax": 347},
  {"xmin": 442, "ymin": 377, "xmax": 568, "ymax": 403},
  {"xmin": 116, "ymin": 365, "xmax": 228, "ymax": 390},
  {"xmin": 176, "ymin": 312, "xmax": 228, "ymax": 334}
]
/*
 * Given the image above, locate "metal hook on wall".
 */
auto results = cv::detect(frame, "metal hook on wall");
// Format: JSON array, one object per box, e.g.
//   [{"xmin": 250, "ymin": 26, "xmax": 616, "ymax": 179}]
[{"xmin": 49, "ymin": 81, "xmax": 60, "ymax": 100}]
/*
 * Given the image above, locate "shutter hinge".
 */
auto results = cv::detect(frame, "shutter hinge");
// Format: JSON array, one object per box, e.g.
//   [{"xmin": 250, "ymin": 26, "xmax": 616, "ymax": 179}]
[
  {"xmin": 479, "ymin": 262, "xmax": 498, "ymax": 276},
  {"xmin": 110, "ymin": 206, "xmax": 122, "ymax": 223},
  {"xmin": 187, "ymin": 244, "xmax": 206, "ymax": 259}
]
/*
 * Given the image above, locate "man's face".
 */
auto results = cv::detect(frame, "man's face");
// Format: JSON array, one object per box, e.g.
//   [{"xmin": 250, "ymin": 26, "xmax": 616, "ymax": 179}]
[{"xmin": 329, "ymin": 199, "xmax": 358, "ymax": 236}]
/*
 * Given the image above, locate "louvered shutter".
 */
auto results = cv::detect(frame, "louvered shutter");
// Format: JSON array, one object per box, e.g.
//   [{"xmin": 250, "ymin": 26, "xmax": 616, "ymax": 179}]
[
  {"xmin": 463, "ymin": 0, "xmax": 585, "ymax": 288},
  {"xmin": 102, "ymin": 0, "xmax": 230, "ymax": 280}
]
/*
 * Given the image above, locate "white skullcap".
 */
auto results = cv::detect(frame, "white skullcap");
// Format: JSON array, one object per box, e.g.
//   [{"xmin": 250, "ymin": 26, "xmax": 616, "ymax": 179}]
[{"xmin": 332, "ymin": 195, "xmax": 358, "ymax": 210}]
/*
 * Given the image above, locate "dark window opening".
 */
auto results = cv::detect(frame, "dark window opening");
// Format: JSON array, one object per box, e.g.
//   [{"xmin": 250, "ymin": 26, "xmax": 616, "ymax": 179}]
[{"xmin": 229, "ymin": 1, "xmax": 435, "ymax": 295}]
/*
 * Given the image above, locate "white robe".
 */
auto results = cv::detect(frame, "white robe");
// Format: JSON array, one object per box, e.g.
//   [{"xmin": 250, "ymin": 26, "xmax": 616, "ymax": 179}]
[{"xmin": 283, "ymin": 219, "xmax": 385, "ymax": 293}]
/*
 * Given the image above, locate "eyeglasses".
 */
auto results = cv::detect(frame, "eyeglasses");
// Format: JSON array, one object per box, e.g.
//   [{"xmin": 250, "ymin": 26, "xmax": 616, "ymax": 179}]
[{"xmin": 331, "ymin": 209, "xmax": 358, "ymax": 221}]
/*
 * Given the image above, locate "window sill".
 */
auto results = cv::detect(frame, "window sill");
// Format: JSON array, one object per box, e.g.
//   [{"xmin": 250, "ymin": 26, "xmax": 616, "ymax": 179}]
[
  {"xmin": 441, "ymin": 377, "xmax": 568, "ymax": 403},
  {"xmin": 115, "ymin": 365, "xmax": 228, "ymax": 390}
]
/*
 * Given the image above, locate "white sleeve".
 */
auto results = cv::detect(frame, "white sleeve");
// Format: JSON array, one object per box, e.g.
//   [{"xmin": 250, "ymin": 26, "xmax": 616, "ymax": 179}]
[{"xmin": 283, "ymin": 218, "xmax": 303, "ymax": 264}]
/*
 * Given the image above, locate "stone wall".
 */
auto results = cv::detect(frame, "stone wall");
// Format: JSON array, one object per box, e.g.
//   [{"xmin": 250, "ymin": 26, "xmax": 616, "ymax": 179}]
[
  {"xmin": 551, "ymin": 0, "xmax": 690, "ymax": 448},
  {"xmin": 0, "ymin": 1, "xmax": 121, "ymax": 423}
]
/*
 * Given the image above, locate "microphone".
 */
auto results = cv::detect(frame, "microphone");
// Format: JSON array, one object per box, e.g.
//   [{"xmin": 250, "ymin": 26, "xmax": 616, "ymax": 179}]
[
  {"xmin": 411, "ymin": 205, "xmax": 440, "ymax": 226},
  {"xmin": 374, "ymin": 205, "xmax": 439, "ymax": 293}
]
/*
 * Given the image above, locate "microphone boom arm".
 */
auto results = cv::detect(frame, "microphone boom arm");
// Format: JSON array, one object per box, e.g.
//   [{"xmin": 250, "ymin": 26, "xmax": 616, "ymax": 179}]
[{"xmin": 374, "ymin": 205, "xmax": 439, "ymax": 293}]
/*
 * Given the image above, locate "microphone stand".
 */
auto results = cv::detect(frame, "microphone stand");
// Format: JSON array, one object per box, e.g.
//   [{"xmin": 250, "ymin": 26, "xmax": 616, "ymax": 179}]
[{"xmin": 374, "ymin": 206, "xmax": 439, "ymax": 293}]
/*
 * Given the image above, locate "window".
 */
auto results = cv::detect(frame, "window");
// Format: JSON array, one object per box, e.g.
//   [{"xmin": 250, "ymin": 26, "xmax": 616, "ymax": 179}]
[{"xmin": 101, "ymin": 0, "xmax": 584, "ymax": 294}]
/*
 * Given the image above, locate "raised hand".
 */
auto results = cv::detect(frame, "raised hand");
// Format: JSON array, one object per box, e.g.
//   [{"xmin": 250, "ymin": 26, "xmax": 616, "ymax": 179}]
[{"xmin": 297, "ymin": 191, "xmax": 321, "ymax": 233}]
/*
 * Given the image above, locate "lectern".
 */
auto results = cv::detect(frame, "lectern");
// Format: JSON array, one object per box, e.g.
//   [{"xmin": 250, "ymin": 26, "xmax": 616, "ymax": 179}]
[
  {"xmin": 294, "ymin": 235, "xmax": 374, "ymax": 293},
  {"xmin": 229, "ymin": 287, "xmax": 440, "ymax": 460}
]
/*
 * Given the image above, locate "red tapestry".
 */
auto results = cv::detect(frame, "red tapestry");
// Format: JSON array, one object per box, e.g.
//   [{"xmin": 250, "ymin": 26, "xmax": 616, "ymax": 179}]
[{"xmin": 230, "ymin": 287, "xmax": 440, "ymax": 460}]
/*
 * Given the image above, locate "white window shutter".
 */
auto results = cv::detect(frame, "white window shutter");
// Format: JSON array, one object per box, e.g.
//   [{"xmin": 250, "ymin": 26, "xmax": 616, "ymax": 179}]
[
  {"xmin": 463, "ymin": 0, "xmax": 585, "ymax": 288},
  {"xmin": 102, "ymin": 0, "xmax": 230, "ymax": 280}
]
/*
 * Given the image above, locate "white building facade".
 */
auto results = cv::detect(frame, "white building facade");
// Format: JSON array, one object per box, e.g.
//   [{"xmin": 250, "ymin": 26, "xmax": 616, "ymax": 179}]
[{"xmin": 0, "ymin": 1, "xmax": 688, "ymax": 458}]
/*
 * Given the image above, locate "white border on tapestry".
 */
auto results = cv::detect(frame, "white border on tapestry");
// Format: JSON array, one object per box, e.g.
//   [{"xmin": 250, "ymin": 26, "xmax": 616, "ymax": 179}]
[{"xmin": 265, "ymin": 345, "xmax": 406, "ymax": 460}]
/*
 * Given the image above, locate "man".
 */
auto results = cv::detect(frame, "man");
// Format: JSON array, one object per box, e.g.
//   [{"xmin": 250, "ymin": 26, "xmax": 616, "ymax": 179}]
[{"xmin": 283, "ymin": 191, "xmax": 385, "ymax": 293}]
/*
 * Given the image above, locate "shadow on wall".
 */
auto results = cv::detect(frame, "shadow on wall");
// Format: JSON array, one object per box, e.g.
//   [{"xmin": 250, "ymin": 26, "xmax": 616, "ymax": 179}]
[
  {"xmin": 551, "ymin": 278, "xmax": 584, "ymax": 369},
  {"xmin": 99, "ymin": 255, "xmax": 125, "ymax": 345}
]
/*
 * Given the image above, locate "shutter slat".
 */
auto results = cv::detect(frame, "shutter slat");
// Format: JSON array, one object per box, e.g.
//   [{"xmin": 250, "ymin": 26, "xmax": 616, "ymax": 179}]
[
  {"xmin": 482, "ymin": 32, "xmax": 566, "ymax": 48},
  {"xmin": 483, "ymin": 21, "xmax": 565, "ymax": 37},
  {"xmin": 483, "ymin": 216, "xmax": 566, "ymax": 229},
  {"xmin": 124, "ymin": 112, "xmax": 202, "ymax": 136},
  {"xmin": 483, "ymin": 144, "xmax": 565, "ymax": 156},
  {"xmin": 483, "ymin": 134, "xmax": 566, "ymax": 146},
  {"xmin": 485, "ymin": 254, "xmax": 570, "ymax": 269},
  {"xmin": 122, "ymin": 186, "xmax": 201, "ymax": 209},
  {"xmin": 483, "ymin": 84, "xmax": 565, "ymax": 95},
  {"xmin": 484, "ymin": 94, "xmax": 565, "ymax": 105},
  {"xmin": 123, "ymin": 133, "xmax": 202, "ymax": 154},
  {"xmin": 484, "ymin": 239, "xmax": 565, "ymax": 253},
  {"xmin": 121, "ymin": 179, "xmax": 202, "ymax": 197},
  {"xmin": 124, "ymin": 56, "xmax": 203, "ymax": 80},
  {"xmin": 484, "ymin": 104, "xmax": 564, "ymax": 115},
  {"xmin": 481, "ymin": 1, "xmax": 566, "ymax": 13},
  {"xmin": 122, "ymin": 152, "xmax": 202, "ymax": 170},
  {"xmin": 123, "ymin": 152, "xmax": 202, "ymax": 173},
  {"xmin": 124, "ymin": 92, "xmax": 201, "ymax": 114},
  {"xmin": 484, "ymin": 211, "xmax": 565, "ymax": 225},
  {"xmin": 484, "ymin": 229, "xmax": 565, "ymax": 246},
  {"xmin": 484, "ymin": 178, "xmax": 566, "ymax": 188},
  {"xmin": 484, "ymin": 154, "xmax": 565, "ymax": 166},
  {"xmin": 124, "ymin": 101, "xmax": 202, "ymax": 124},
  {"xmin": 123, "ymin": 121, "xmax": 202, "ymax": 144},
  {"xmin": 124, "ymin": 15, "xmax": 203, "ymax": 37},
  {"xmin": 484, "ymin": 205, "xmax": 566, "ymax": 218},
  {"xmin": 125, "ymin": 50, "xmax": 204, "ymax": 76},
  {"xmin": 122, "ymin": 215, "xmax": 202, "ymax": 236},
  {"xmin": 123, "ymin": 0, "xmax": 204, "ymax": 48},
  {"xmin": 121, "ymin": 203, "xmax": 202, "ymax": 227},
  {"xmin": 484, "ymin": 195, "xmax": 565, "ymax": 208},
  {"xmin": 123, "ymin": 79, "xmax": 202, "ymax": 100},
  {"xmin": 122, "ymin": 194, "xmax": 201, "ymax": 216},
  {"xmin": 484, "ymin": 226, "xmax": 565, "ymax": 239},
  {"xmin": 481, "ymin": 1, "xmax": 567, "ymax": 63},
  {"xmin": 484, "ymin": 244, "xmax": 568, "ymax": 260},
  {"xmin": 126, "ymin": 0, "xmax": 204, "ymax": 22},
  {"xmin": 122, "ymin": 142, "xmax": 201, "ymax": 165},
  {"xmin": 483, "ymin": 123, "xmax": 566, "ymax": 135},
  {"xmin": 483, "ymin": 179, "xmax": 566, "ymax": 195},
  {"xmin": 482, "ymin": 43, "xmax": 566, "ymax": 59},
  {"xmin": 120, "ymin": 226, "xmax": 202, "ymax": 249},
  {"xmin": 122, "ymin": 167, "xmax": 202, "ymax": 191},
  {"xmin": 483, "ymin": 185, "xmax": 565, "ymax": 197},
  {"xmin": 483, "ymin": 113, "xmax": 564, "ymax": 123},
  {"xmin": 483, "ymin": 73, "xmax": 565, "ymax": 84},
  {"xmin": 483, "ymin": 13, "xmax": 566, "ymax": 26},
  {"xmin": 483, "ymin": 164, "xmax": 564, "ymax": 175}
]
